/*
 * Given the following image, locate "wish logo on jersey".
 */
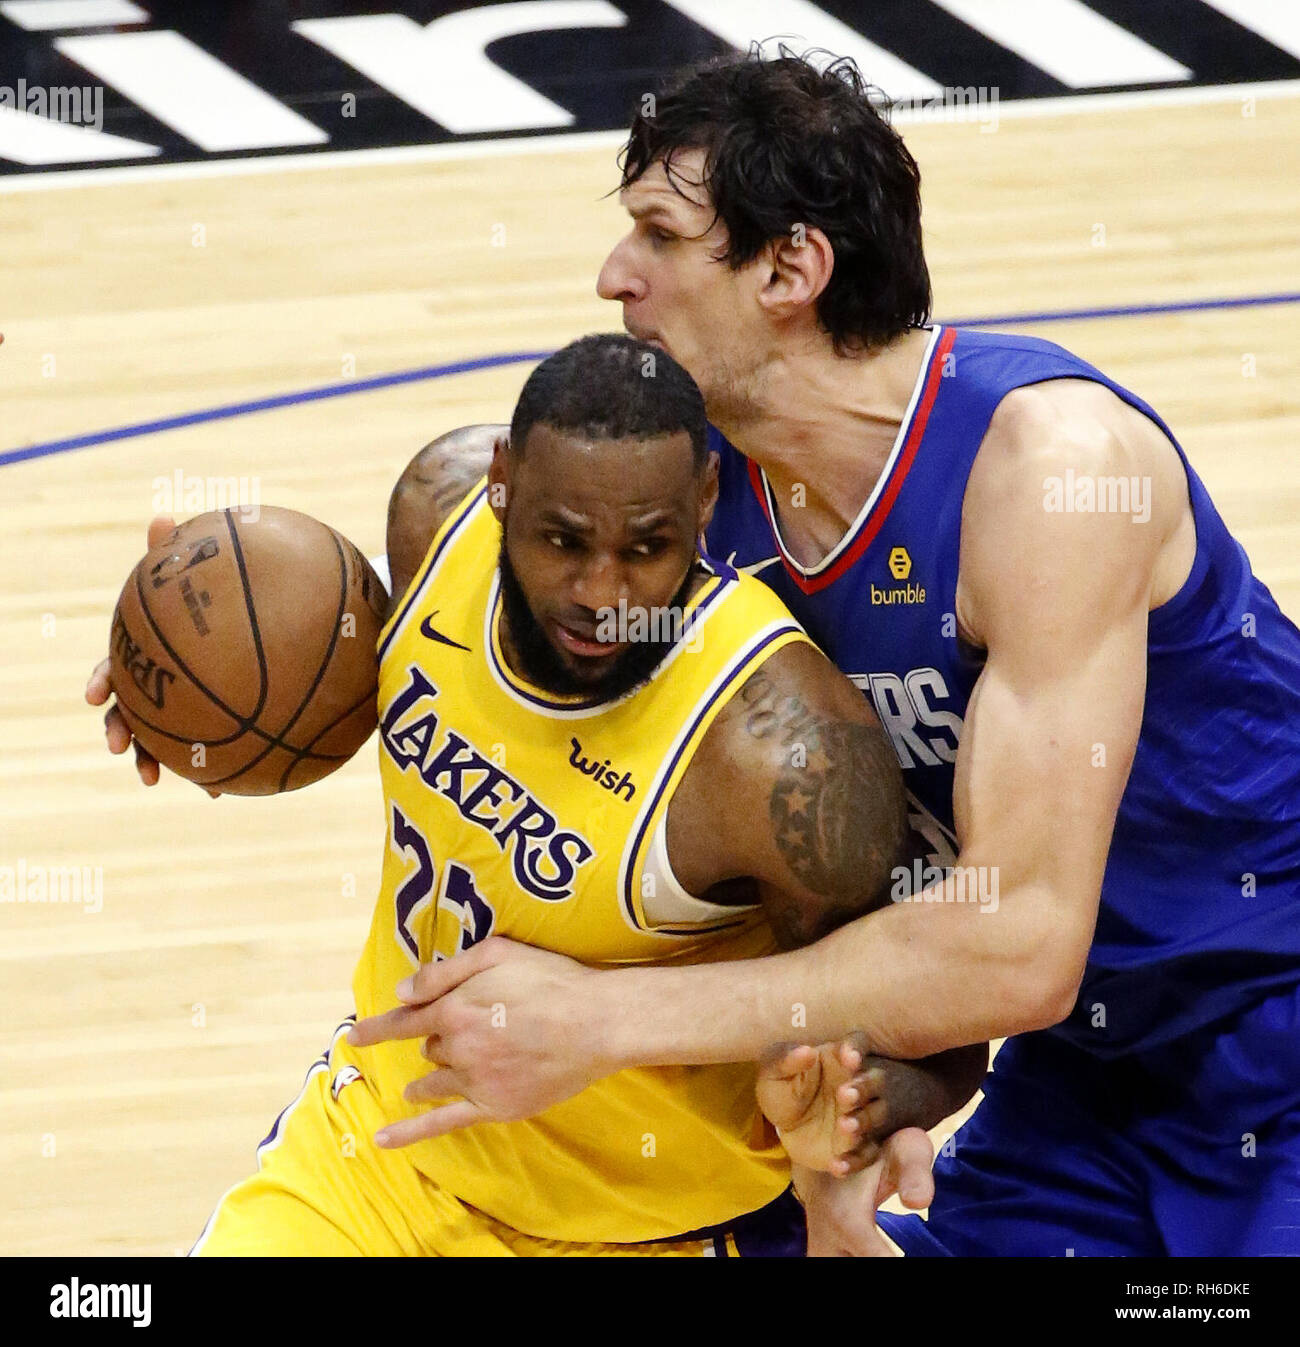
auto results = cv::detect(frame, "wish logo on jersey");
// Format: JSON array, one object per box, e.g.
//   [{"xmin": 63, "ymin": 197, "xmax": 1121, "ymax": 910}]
[
  {"xmin": 379, "ymin": 665, "xmax": 594, "ymax": 901},
  {"xmin": 850, "ymin": 667, "xmax": 965, "ymax": 770}
]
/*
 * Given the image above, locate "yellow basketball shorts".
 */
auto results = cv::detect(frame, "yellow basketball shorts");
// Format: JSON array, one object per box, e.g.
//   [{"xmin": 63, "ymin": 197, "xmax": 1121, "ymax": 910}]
[{"xmin": 191, "ymin": 1017, "xmax": 805, "ymax": 1258}]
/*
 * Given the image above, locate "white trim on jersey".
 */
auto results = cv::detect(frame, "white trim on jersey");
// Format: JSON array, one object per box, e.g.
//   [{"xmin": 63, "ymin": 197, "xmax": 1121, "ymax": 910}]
[
  {"xmin": 188, "ymin": 1015, "xmax": 356, "ymax": 1256},
  {"xmin": 757, "ymin": 324, "xmax": 943, "ymax": 580},
  {"xmin": 616, "ymin": 616, "xmax": 805, "ymax": 936}
]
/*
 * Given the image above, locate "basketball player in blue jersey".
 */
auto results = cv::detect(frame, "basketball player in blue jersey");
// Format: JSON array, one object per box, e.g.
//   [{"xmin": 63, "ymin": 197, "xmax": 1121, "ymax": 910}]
[{"xmin": 361, "ymin": 54, "xmax": 1300, "ymax": 1257}]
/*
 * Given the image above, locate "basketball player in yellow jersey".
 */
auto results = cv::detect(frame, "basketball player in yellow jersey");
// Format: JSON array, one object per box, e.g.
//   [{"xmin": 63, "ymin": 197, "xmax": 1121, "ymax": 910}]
[{"xmin": 96, "ymin": 335, "xmax": 983, "ymax": 1255}]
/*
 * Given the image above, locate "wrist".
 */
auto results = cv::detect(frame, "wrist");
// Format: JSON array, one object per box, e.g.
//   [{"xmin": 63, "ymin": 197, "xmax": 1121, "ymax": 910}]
[{"xmin": 586, "ymin": 966, "xmax": 649, "ymax": 1072}]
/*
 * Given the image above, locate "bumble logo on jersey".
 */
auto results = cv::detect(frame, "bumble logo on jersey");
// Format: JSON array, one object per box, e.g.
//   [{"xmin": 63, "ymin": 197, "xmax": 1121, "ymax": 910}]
[
  {"xmin": 873, "ymin": 544, "xmax": 926, "ymax": 605},
  {"xmin": 343, "ymin": 480, "xmax": 815, "ymax": 1244}
]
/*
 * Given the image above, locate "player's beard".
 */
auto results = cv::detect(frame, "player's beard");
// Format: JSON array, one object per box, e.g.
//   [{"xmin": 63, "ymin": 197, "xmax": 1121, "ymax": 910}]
[{"xmin": 496, "ymin": 529, "xmax": 696, "ymax": 702}]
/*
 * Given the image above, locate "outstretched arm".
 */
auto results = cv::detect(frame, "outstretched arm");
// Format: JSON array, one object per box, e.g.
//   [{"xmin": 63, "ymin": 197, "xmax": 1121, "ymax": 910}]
[
  {"xmin": 350, "ymin": 390, "xmax": 1174, "ymax": 1118},
  {"xmin": 348, "ymin": 385, "xmax": 1186, "ymax": 1151},
  {"xmin": 593, "ymin": 391, "xmax": 1169, "ymax": 1065},
  {"xmin": 352, "ymin": 637, "xmax": 986, "ymax": 1146}
]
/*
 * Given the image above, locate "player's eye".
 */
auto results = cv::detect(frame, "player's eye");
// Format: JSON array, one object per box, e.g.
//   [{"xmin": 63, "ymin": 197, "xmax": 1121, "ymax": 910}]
[
  {"xmin": 546, "ymin": 532, "xmax": 580, "ymax": 551},
  {"xmin": 647, "ymin": 226, "xmax": 674, "ymax": 246},
  {"xmin": 628, "ymin": 538, "xmax": 669, "ymax": 559}
]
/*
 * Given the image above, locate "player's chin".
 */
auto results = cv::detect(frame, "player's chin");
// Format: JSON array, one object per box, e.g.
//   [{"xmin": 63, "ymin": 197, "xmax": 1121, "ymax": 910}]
[{"xmin": 560, "ymin": 651, "xmax": 628, "ymax": 691}]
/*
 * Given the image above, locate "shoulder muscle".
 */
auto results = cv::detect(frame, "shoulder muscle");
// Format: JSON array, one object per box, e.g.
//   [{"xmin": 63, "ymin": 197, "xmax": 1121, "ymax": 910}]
[
  {"xmin": 386, "ymin": 423, "xmax": 506, "ymax": 610},
  {"xmin": 669, "ymin": 641, "xmax": 909, "ymax": 948}
]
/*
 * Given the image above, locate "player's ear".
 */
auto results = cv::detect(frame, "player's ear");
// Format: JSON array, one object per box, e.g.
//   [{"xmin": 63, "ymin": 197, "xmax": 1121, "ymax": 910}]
[
  {"xmin": 487, "ymin": 436, "xmax": 511, "ymax": 521},
  {"xmin": 758, "ymin": 224, "xmax": 833, "ymax": 317},
  {"xmin": 695, "ymin": 451, "xmax": 720, "ymax": 535}
]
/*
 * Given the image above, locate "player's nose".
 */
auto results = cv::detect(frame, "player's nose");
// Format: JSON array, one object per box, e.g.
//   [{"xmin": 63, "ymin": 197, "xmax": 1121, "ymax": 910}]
[
  {"xmin": 570, "ymin": 552, "xmax": 629, "ymax": 613},
  {"xmin": 596, "ymin": 236, "xmax": 644, "ymax": 304}
]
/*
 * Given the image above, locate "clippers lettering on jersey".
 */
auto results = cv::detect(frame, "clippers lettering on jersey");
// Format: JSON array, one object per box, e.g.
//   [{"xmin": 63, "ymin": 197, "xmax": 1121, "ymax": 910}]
[
  {"xmin": 380, "ymin": 665, "xmax": 594, "ymax": 900},
  {"xmin": 568, "ymin": 738, "xmax": 636, "ymax": 802},
  {"xmin": 863, "ymin": 667, "xmax": 964, "ymax": 769}
]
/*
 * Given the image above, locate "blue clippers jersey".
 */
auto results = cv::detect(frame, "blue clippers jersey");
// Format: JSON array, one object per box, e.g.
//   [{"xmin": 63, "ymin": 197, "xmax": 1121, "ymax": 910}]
[{"xmin": 704, "ymin": 325, "xmax": 1300, "ymax": 1057}]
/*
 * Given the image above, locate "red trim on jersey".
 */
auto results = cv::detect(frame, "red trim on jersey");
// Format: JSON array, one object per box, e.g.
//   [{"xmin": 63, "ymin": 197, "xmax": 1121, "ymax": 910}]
[
  {"xmin": 746, "ymin": 455, "xmax": 766, "ymax": 517},
  {"xmin": 750, "ymin": 327, "xmax": 955, "ymax": 595}
]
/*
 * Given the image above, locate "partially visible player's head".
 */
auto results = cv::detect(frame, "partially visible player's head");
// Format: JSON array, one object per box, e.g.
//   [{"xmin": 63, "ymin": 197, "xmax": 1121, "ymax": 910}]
[
  {"xmin": 598, "ymin": 48, "xmax": 931, "ymax": 414},
  {"xmin": 489, "ymin": 333, "xmax": 717, "ymax": 700}
]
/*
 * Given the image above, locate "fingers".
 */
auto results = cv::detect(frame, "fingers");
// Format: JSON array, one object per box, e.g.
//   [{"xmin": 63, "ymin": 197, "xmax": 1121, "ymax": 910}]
[
  {"xmin": 835, "ymin": 1062, "xmax": 884, "ymax": 1112},
  {"xmin": 100, "ymin": 695, "xmax": 164, "ymax": 786},
  {"xmin": 756, "ymin": 1041, "xmax": 818, "ymax": 1082},
  {"xmin": 103, "ymin": 704, "xmax": 132, "ymax": 754},
  {"xmin": 146, "ymin": 514, "xmax": 178, "ymax": 548},
  {"xmin": 374, "ymin": 1099, "xmax": 487, "ymax": 1148},
  {"xmin": 828, "ymin": 1107, "xmax": 882, "ymax": 1176},
  {"xmin": 348, "ymin": 1001, "xmax": 444, "ymax": 1049},
  {"xmin": 835, "ymin": 1029, "xmax": 871, "ymax": 1072},
  {"xmin": 835, "ymin": 1065, "xmax": 889, "ymax": 1151},
  {"xmin": 85, "ymin": 658, "xmax": 113, "ymax": 706},
  {"xmin": 397, "ymin": 944, "xmax": 492, "ymax": 1005},
  {"xmin": 134, "ymin": 741, "xmax": 162, "ymax": 786},
  {"xmin": 880, "ymin": 1127, "xmax": 935, "ymax": 1210},
  {"xmin": 403, "ymin": 1067, "xmax": 467, "ymax": 1105}
]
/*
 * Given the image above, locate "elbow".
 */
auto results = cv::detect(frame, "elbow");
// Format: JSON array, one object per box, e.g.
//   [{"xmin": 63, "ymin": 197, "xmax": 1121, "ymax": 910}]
[
  {"xmin": 1010, "ymin": 970, "xmax": 1084, "ymax": 1034},
  {"xmin": 990, "ymin": 901, "xmax": 1090, "ymax": 1036}
]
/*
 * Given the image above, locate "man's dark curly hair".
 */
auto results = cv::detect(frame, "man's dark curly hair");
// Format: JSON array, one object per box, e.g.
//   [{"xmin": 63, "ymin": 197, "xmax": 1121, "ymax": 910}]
[{"xmin": 619, "ymin": 47, "xmax": 932, "ymax": 353}]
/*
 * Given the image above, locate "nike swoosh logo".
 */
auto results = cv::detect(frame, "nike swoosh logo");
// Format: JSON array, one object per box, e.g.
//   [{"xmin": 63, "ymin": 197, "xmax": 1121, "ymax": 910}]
[
  {"xmin": 420, "ymin": 612, "xmax": 471, "ymax": 652},
  {"xmin": 725, "ymin": 551, "xmax": 781, "ymax": 577}
]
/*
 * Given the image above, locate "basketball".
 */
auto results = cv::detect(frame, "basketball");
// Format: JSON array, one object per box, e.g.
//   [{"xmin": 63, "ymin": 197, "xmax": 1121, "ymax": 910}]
[{"xmin": 108, "ymin": 507, "xmax": 387, "ymax": 795}]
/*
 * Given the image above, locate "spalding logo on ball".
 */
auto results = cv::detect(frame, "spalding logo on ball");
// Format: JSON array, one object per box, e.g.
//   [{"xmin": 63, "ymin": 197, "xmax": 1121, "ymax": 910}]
[{"xmin": 109, "ymin": 508, "xmax": 387, "ymax": 794}]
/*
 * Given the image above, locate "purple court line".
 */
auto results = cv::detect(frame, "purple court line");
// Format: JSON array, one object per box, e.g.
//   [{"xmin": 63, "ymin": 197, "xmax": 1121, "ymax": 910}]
[{"xmin": 5, "ymin": 291, "xmax": 1300, "ymax": 469}]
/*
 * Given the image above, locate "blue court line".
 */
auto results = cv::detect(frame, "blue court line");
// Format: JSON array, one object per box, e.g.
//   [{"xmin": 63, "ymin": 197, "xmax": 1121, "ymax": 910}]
[
  {"xmin": 5, "ymin": 291, "xmax": 1300, "ymax": 469},
  {"xmin": 0, "ymin": 350, "xmax": 552, "ymax": 469},
  {"xmin": 949, "ymin": 290, "xmax": 1300, "ymax": 329}
]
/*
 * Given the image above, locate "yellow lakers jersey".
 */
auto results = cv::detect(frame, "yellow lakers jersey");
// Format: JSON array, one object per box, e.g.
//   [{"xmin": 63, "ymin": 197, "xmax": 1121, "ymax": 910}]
[{"xmin": 347, "ymin": 481, "xmax": 815, "ymax": 1243}]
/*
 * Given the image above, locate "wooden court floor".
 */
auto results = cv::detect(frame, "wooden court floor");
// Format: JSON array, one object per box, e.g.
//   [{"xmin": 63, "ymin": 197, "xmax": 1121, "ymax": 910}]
[{"xmin": 2, "ymin": 87, "xmax": 1298, "ymax": 1255}]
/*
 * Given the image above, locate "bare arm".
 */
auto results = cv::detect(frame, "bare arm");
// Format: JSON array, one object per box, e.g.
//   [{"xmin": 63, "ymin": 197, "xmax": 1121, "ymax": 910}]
[
  {"xmin": 673, "ymin": 640, "xmax": 988, "ymax": 1152},
  {"xmin": 385, "ymin": 423, "xmax": 507, "ymax": 610},
  {"xmin": 342, "ymin": 383, "xmax": 1188, "ymax": 1148},
  {"xmin": 591, "ymin": 386, "xmax": 1180, "ymax": 1065},
  {"xmin": 669, "ymin": 640, "xmax": 910, "ymax": 948}
]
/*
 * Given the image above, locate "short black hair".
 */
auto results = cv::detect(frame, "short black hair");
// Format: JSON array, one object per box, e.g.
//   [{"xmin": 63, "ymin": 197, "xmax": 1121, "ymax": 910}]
[
  {"xmin": 509, "ymin": 333, "xmax": 708, "ymax": 467},
  {"xmin": 620, "ymin": 47, "xmax": 932, "ymax": 353}
]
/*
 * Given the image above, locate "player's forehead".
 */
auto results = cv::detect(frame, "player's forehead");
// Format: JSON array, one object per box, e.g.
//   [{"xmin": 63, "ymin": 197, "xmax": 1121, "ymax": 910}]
[
  {"xmin": 619, "ymin": 149, "xmax": 713, "ymax": 219},
  {"xmin": 514, "ymin": 429, "xmax": 698, "ymax": 526}
]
